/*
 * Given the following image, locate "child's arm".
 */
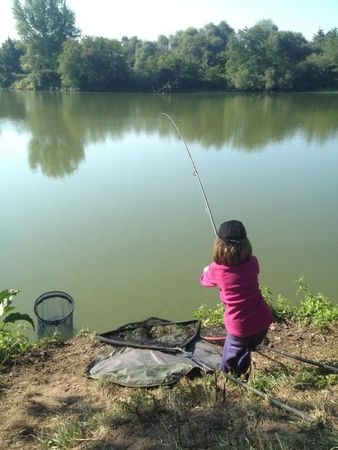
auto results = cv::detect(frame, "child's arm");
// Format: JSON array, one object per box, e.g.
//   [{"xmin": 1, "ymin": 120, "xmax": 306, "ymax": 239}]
[{"xmin": 200, "ymin": 264, "xmax": 217, "ymax": 287}]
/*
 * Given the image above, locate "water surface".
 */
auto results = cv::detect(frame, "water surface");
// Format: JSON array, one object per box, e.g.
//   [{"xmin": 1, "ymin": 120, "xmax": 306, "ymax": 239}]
[{"xmin": 1, "ymin": 91, "xmax": 337, "ymax": 335}]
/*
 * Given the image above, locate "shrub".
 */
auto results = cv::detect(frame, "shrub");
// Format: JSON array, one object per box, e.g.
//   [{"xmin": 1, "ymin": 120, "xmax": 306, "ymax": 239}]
[
  {"xmin": 195, "ymin": 277, "xmax": 337, "ymax": 330},
  {"xmin": 0, "ymin": 289, "xmax": 35, "ymax": 364}
]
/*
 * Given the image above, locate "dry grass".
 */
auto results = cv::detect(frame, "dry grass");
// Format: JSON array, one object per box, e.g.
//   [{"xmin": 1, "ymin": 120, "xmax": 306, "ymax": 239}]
[{"xmin": 0, "ymin": 323, "xmax": 337, "ymax": 449}]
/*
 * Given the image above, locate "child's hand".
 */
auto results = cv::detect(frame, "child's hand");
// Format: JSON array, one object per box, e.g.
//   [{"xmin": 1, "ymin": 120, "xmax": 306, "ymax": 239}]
[{"xmin": 203, "ymin": 265, "xmax": 209, "ymax": 273}]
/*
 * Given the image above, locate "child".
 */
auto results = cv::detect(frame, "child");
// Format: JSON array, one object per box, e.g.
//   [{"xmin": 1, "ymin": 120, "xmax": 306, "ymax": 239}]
[{"xmin": 200, "ymin": 220, "xmax": 274, "ymax": 377}]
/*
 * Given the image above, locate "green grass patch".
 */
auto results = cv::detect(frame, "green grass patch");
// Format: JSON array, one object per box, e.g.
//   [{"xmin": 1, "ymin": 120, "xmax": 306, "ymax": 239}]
[
  {"xmin": 292, "ymin": 367, "xmax": 338, "ymax": 390},
  {"xmin": 193, "ymin": 303, "xmax": 224, "ymax": 327},
  {"xmin": 38, "ymin": 417, "xmax": 92, "ymax": 449}
]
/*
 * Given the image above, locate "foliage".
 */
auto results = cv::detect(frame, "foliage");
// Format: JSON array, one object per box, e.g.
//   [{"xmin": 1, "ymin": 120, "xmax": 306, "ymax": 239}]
[
  {"xmin": 1, "ymin": 8, "xmax": 338, "ymax": 91},
  {"xmin": 43, "ymin": 417, "xmax": 91, "ymax": 449},
  {"xmin": 58, "ymin": 37, "xmax": 130, "ymax": 90},
  {"xmin": 193, "ymin": 303, "xmax": 224, "ymax": 327},
  {"xmin": 195, "ymin": 278, "xmax": 338, "ymax": 330},
  {"xmin": 0, "ymin": 289, "xmax": 35, "ymax": 329},
  {"xmin": 261, "ymin": 286, "xmax": 294, "ymax": 322},
  {"xmin": 293, "ymin": 277, "xmax": 338, "ymax": 328},
  {"xmin": 0, "ymin": 289, "xmax": 35, "ymax": 363},
  {"xmin": 250, "ymin": 365, "xmax": 337, "ymax": 393},
  {"xmin": 0, "ymin": 38, "xmax": 25, "ymax": 88},
  {"xmin": 264, "ymin": 278, "xmax": 338, "ymax": 329},
  {"xmin": 250, "ymin": 367, "xmax": 290, "ymax": 392},
  {"xmin": 293, "ymin": 366, "xmax": 338, "ymax": 390},
  {"xmin": 264, "ymin": 277, "xmax": 338, "ymax": 329},
  {"xmin": 12, "ymin": 0, "xmax": 79, "ymax": 89},
  {"xmin": 225, "ymin": 20, "xmax": 311, "ymax": 91},
  {"xmin": 308, "ymin": 28, "xmax": 338, "ymax": 88}
]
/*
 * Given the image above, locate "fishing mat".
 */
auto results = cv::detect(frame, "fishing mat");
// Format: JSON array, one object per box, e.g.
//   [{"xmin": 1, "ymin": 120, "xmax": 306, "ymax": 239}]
[
  {"xmin": 88, "ymin": 317, "xmax": 222, "ymax": 387},
  {"xmin": 87, "ymin": 339, "xmax": 222, "ymax": 387}
]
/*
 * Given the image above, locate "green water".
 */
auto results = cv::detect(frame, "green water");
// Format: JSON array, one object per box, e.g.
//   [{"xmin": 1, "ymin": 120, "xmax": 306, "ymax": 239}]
[{"xmin": 1, "ymin": 91, "xmax": 337, "ymax": 335}]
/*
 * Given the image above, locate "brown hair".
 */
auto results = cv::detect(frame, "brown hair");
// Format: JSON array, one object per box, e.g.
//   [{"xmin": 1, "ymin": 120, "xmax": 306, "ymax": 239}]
[{"xmin": 213, "ymin": 237, "xmax": 252, "ymax": 266}]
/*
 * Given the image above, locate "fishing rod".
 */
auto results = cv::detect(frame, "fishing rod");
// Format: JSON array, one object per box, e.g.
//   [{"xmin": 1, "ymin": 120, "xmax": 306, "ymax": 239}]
[
  {"xmin": 196, "ymin": 349, "xmax": 317, "ymax": 422},
  {"xmin": 203, "ymin": 333, "xmax": 338, "ymax": 374},
  {"xmin": 260, "ymin": 345, "xmax": 338, "ymax": 373},
  {"xmin": 161, "ymin": 113, "xmax": 217, "ymax": 237},
  {"xmin": 225, "ymin": 373, "xmax": 317, "ymax": 422}
]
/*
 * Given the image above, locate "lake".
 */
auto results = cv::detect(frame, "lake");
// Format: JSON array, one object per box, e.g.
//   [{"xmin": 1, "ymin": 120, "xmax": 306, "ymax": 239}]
[{"xmin": 1, "ymin": 91, "xmax": 337, "ymax": 336}]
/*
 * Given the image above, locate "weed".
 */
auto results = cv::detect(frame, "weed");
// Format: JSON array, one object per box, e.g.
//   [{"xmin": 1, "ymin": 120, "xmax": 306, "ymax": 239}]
[
  {"xmin": 41, "ymin": 418, "xmax": 91, "ymax": 449},
  {"xmin": 115, "ymin": 389, "xmax": 159, "ymax": 420},
  {"xmin": 0, "ymin": 325, "xmax": 32, "ymax": 366},
  {"xmin": 193, "ymin": 303, "xmax": 224, "ymax": 326},
  {"xmin": 293, "ymin": 367, "xmax": 338, "ymax": 390},
  {"xmin": 262, "ymin": 277, "xmax": 338, "ymax": 328},
  {"xmin": 195, "ymin": 277, "xmax": 338, "ymax": 330},
  {"xmin": 262, "ymin": 287, "xmax": 293, "ymax": 321},
  {"xmin": 293, "ymin": 277, "xmax": 338, "ymax": 329},
  {"xmin": 0, "ymin": 289, "xmax": 35, "ymax": 365}
]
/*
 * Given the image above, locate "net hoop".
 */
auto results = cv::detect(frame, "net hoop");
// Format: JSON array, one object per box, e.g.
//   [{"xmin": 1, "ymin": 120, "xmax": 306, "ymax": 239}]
[{"xmin": 34, "ymin": 291, "xmax": 75, "ymax": 326}]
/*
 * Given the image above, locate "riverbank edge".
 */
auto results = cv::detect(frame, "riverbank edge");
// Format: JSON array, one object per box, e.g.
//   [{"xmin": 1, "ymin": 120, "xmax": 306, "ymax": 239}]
[{"xmin": 0, "ymin": 319, "xmax": 337, "ymax": 450}]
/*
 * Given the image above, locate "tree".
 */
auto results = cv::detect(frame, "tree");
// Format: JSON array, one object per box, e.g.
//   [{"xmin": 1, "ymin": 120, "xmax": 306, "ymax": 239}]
[
  {"xmin": 132, "ymin": 40, "xmax": 161, "ymax": 89},
  {"xmin": 226, "ymin": 20, "xmax": 279, "ymax": 90},
  {"xmin": 121, "ymin": 36, "xmax": 142, "ymax": 67},
  {"xmin": 264, "ymin": 31, "xmax": 311, "ymax": 89},
  {"xmin": 0, "ymin": 38, "xmax": 24, "ymax": 88},
  {"xmin": 169, "ymin": 22, "xmax": 234, "ymax": 89},
  {"xmin": 155, "ymin": 53, "xmax": 201, "ymax": 90},
  {"xmin": 58, "ymin": 37, "xmax": 130, "ymax": 91},
  {"xmin": 226, "ymin": 20, "xmax": 311, "ymax": 91},
  {"xmin": 12, "ymin": 0, "xmax": 79, "ymax": 89},
  {"xmin": 308, "ymin": 28, "xmax": 338, "ymax": 88}
]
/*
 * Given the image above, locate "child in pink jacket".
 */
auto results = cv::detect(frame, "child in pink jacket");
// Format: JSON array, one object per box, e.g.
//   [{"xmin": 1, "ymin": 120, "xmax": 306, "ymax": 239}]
[{"xmin": 200, "ymin": 220, "xmax": 274, "ymax": 377}]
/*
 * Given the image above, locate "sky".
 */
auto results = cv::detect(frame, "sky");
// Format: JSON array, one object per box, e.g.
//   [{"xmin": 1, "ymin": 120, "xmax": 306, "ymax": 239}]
[{"xmin": 1, "ymin": 0, "xmax": 337, "ymax": 45}]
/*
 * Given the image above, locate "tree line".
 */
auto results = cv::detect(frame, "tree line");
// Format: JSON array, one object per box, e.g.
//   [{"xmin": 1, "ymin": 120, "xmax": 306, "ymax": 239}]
[{"xmin": 0, "ymin": 0, "xmax": 337, "ymax": 92}]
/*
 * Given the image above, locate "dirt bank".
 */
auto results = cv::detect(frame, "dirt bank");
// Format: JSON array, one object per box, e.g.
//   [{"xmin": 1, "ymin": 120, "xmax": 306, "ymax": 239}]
[{"xmin": 0, "ymin": 322, "xmax": 337, "ymax": 449}]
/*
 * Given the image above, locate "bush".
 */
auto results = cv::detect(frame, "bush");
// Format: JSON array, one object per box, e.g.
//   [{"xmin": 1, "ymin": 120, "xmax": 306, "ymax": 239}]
[
  {"xmin": 292, "ymin": 277, "xmax": 338, "ymax": 329},
  {"xmin": 0, "ymin": 289, "xmax": 35, "ymax": 364},
  {"xmin": 193, "ymin": 303, "xmax": 224, "ymax": 327},
  {"xmin": 195, "ymin": 277, "xmax": 338, "ymax": 330},
  {"xmin": 261, "ymin": 286, "xmax": 293, "ymax": 321}
]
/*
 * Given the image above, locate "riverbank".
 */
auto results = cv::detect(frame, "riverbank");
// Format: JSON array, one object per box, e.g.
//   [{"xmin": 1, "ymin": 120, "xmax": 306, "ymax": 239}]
[{"xmin": 0, "ymin": 320, "xmax": 337, "ymax": 450}]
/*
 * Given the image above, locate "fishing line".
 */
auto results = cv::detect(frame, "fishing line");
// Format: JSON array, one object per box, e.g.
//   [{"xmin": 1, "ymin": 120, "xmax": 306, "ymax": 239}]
[{"xmin": 161, "ymin": 113, "xmax": 217, "ymax": 237}]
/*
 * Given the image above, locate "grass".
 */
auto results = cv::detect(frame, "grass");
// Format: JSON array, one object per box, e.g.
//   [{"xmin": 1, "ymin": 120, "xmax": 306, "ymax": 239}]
[
  {"xmin": 249, "ymin": 365, "xmax": 338, "ymax": 393},
  {"xmin": 43, "ymin": 419, "xmax": 91, "ymax": 449},
  {"xmin": 264, "ymin": 277, "xmax": 338, "ymax": 329},
  {"xmin": 2, "ymin": 277, "xmax": 337, "ymax": 449},
  {"xmin": 0, "ymin": 325, "xmax": 32, "ymax": 364},
  {"xmin": 0, "ymin": 328, "xmax": 64, "ymax": 373},
  {"xmin": 37, "ymin": 373, "xmax": 338, "ymax": 449}
]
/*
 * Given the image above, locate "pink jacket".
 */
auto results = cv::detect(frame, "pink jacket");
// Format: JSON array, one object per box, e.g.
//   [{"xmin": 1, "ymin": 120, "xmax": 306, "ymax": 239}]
[{"xmin": 200, "ymin": 256, "xmax": 274, "ymax": 337}]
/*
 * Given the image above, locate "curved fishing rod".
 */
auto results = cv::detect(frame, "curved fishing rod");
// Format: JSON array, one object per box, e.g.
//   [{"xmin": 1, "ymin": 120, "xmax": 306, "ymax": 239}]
[{"xmin": 161, "ymin": 113, "xmax": 217, "ymax": 237}]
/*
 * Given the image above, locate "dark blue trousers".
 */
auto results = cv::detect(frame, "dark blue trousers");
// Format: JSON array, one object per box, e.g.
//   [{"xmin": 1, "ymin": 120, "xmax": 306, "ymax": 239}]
[{"xmin": 220, "ymin": 330, "xmax": 268, "ymax": 376}]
